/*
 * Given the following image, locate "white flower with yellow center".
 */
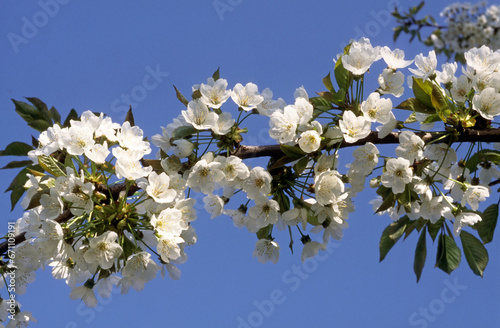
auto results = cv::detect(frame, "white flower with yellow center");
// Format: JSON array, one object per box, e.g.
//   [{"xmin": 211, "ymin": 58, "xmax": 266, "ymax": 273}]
[
  {"xmin": 381, "ymin": 158, "xmax": 413, "ymax": 194},
  {"xmin": 253, "ymin": 239, "xmax": 280, "ymax": 264},
  {"xmin": 200, "ymin": 77, "xmax": 231, "ymax": 109},
  {"xmin": 248, "ymin": 195, "xmax": 279, "ymax": 228},
  {"xmin": 409, "ymin": 50, "xmax": 437, "ymax": 81},
  {"xmin": 298, "ymin": 130, "xmax": 321, "ymax": 153},
  {"xmin": 83, "ymin": 231, "xmax": 123, "ymax": 270},
  {"xmin": 360, "ymin": 92, "xmax": 393, "ymax": 124},
  {"xmin": 269, "ymin": 106, "xmax": 300, "ymax": 144},
  {"xmin": 339, "ymin": 110, "xmax": 371, "ymax": 143},
  {"xmin": 144, "ymin": 171, "xmax": 177, "ymax": 204},
  {"xmin": 472, "ymin": 87, "xmax": 500, "ymax": 120},
  {"xmin": 380, "ymin": 46, "xmax": 413, "ymax": 69},
  {"xmin": 231, "ymin": 82, "xmax": 264, "ymax": 111},
  {"xmin": 182, "ymin": 99, "xmax": 218, "ymax": 131},
  {"xmin": 378, "ymin": 68, "xmax": 405, "ymax": 97}
]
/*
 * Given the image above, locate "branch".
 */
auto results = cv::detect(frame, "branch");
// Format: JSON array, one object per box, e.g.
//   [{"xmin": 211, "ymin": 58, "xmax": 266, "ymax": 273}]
[{"xmin": 230, "ymin": 128, "xmax": 500, "ymax": 159}]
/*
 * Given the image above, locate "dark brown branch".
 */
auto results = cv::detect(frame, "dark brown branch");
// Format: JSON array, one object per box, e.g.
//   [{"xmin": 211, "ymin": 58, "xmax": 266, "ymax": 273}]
[{"xmin": 230, "ymin": 128, "xmax": 500, "ymax": 159}]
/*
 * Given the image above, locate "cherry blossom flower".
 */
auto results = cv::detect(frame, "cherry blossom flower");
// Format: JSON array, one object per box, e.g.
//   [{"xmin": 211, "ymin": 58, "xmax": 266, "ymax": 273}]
[
  {"xmin": 381, "ymin": 158, "xmax": 413, "ymax": 194},
  {"xmin": 339, "ymin": 110, "xmax": 371, "ymax": 143},
  {"xmin": 200, "ymin": 77, "xmax": 231, "ymax": 109},
  {"xmin": 253, "ymin": 239, "xmax": 280, "ymax": 264},
  {"xmin": 231, "ymin": 82, "xmax": 264, "ymax": 111},
  {"xmin": 84, "ymin": 231, "xmax": 123, "ymax": 270}
]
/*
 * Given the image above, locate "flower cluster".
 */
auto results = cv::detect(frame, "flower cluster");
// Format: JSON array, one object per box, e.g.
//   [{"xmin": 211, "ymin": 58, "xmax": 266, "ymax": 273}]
[
  {"xmin": 431, "ymin": 2, "xmax": 500, "ymax": 54},
  {"xmin": 2, "ymin": 111, "xmax": 197, "ymax": 322}
]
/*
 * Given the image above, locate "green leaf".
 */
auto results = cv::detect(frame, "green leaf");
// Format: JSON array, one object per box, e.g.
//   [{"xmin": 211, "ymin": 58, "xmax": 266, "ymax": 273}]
[
  {"xmin": 125, "ymin": 106, "xmax": 135, "ymax": 126},
  {"xmin": 1, "ymin": 160, "xmax": 33, "ymax": 169},
  {"xmin": 293, "ymin": 157, "xmax": 309, "ymax": 175},
  {"xmin": 411, "ymin": 78, "xmax": 434, "ymax": 110},
  {"xmin": 379, "ymin": 217, "xmax": 409, "ymax": 262},
  {"xmin": 0, "ymin": 142, "xmax": 33, "ymax": 157},
  {"xmin": 38, "ymin": 155, "xmax": 66, "ymax": 177},
  {"xmin": 460, "ymin": 230, "xmax": 488, "ymax": 277},
  {"xmin": 405, "ymin": 217, "xmax": 426, "ymax": 240},
  {"xmin": 310, "ymin": 96, "xmax": 333, "ymax": 118},
  {"xmin": 430, "ymin": 84, "xmax": 452, "ymax": 122},
  {"xmin": 422, "ymin": 114, "xmax": 441, "ymax": 124},
  {"xmin": 10, "ymin": 186, "xmax": 26, "ymax": 212},
  {"xmin": 269, "ymin": 155, "xmax": 300, "ymax": 171},
  {"xmin": 435, "ymin": 234, "xmax": 461, "ymax": 274},
  {"xmin": 49, "ymin": 106, "xmax": 61, "ymax": 124},
  {"xmin": 465, "ymin": 150, "xmax": 500, "ymax": 173},
  {"xmin": 26, "ymin": 97, "xmax": 52, "ymax": 124},
  {"xmin": 427, "ymin": 217, "xmax": 444, "ymax": 242},
  {"xmin": 334, "ymin": 57, "xmax": 351, "ymax": 92},
  {"xmin": 27, "ymin": 119, "xmax": 53, "ymax": 132},
  {"xmin": 322, "ymin": 72, "xmax": 336, "ymax": 93},
  {"xmin": 280, "ymin": 145, "xmax": 307, "ymax": 160},
  {"xmin": 12, "ymin": 99, "xmax": 44, "ymax": 124},
  {"xmin": 375, "ymin": 192, "xmax": 395, "ymax": 213},
  {"xmin": 63, "ymin": 109, "xmax": 79, "ymax": 127},
  {"xmin": 404, "ymin": 112, "xmax": 417, "ymax": 124},
  {"xmin": 173, "ymin": 85, "xmax": 189, "ymax": 107},
  {"xmin": 474, "ymin": 203, "xmax": 498, "ymax": 244},
  {"xmin": 414, "ymin": 226, "xmax": 427, "ymax": 282},
  {"xmin": 396, "ymin": 97, "xmax": 435, "ymax": 115},
  {"xmin": 170, "ymin": 126, "xmax": 198, "ymax": 141},
  {"xmin": 212, "ymin": 68, "xmax": 220, "ymax": 81},
  {"xmin": 256, "ymin": 224, "xmax": 272, "ymax": 239}
]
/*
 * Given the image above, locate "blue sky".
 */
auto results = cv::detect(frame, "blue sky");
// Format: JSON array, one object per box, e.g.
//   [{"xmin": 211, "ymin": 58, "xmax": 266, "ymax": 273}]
[{"xmin": 1, "ymin": 1, "xmax": 499, "ymax": 327}]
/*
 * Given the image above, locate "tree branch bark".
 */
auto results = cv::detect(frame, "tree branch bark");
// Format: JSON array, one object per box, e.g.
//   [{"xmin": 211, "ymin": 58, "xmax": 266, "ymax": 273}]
[{"xmin": 230, "ymin": 128, "xmax": 500, "ymax": 159}]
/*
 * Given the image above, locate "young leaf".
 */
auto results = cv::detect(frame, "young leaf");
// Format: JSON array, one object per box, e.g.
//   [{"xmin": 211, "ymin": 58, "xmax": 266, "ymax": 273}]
[
  {"xmin": 427, "ymin": 217, "xmax": 444, "ymax": 242},
  {"xmin": 474, "ymin": 203, "xmax": 498, "ymax": 244},
  {"xmin": 1, "ymin": 160, "xmax": 33, "ymax": 170},
  {"xmin": 173, "ymin": 85, "xmax": 189, "ymax": 107},
  {"xmin": 430, "ymin": 84, "xmax": 452, "ymax": 122},
  {"xmin": 411, "ymin": 78, "xmax": 434, "ymax": 110},
  {"xmin": 293, "ymin": 157, "xmax": 309, "ymax": 175},
  {"xmin": 414, "ymin": 226, "xmax": 427, "ymax": 283},
  {"xmin": 379, "ymin": 217, "xmax": 408, "ymax": 262},
  {"xmin": 396, "ymin": 97, "xmax": 435, "ymax": 115},
  {"xmin": 322, "ymin": 72, "xmax": 336, "ymax": 93},
  {"xmin": 334, "ymin": 57, "xmax": 351, "ymax": 93},
  {"xmin": 212, "ymin": 68, "xmax": 220, "ymax": 82},
  {"xmin": 280, "ymin": 145, "xmax": 307, "ymax": 160},
  {"xmin": 38, "ymin": 155, "xmax": 66, "ymax": 177},
  {"xmin": 125, "ymin": 106, "xmax": 135, "ymax": 126},
  {"xmin": 63, "ymin": 109, "xmax": 79, "ymax": 127},
  {"xmin": 256, "ymin": 224, "xmax": 272, "ymax": 240},
  {"xmin": 435, "ymin": 234, "xmax": 461, "ymax": 274},
  {"xmin": 170, "ymin": 126, "xmax": 198, "ymax": 142},
  {"xmin": 49, "ymin": 106, "xmax": 61, "ymax": 124},
  {"xmin": 0, "ymin": 142, "xmax": 34, "ymax": 157},
  {"xmin": 460, "ymin": 230, "xmax": 488, "ymax": 277}
]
